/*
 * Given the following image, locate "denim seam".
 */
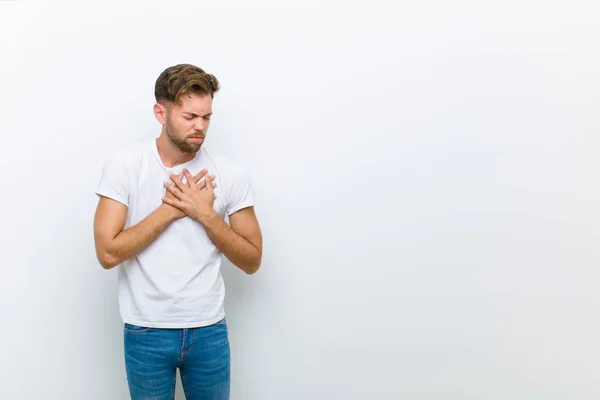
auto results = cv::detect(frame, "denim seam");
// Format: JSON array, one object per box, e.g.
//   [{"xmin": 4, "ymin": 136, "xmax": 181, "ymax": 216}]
[
  {"xmin": 182, "ymin": 331, "xmax": 194, "ymax": 358},
  {"xmin": 123, "ymin": 328, "xmax": 154, "ymax": 334},
  {"xmin": 181, "ymin": 368, "xmax": 190, "ymax": 398},
  {"xmin": 169, "ymin": 381, "xmax": 176, "ymax": 400}
]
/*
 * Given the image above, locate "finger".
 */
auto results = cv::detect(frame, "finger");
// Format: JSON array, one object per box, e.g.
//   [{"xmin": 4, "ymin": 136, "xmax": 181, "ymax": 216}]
[
  {"xmin": 170, "ymin": 172, "xmax": 189, "ymax": 192},
  {"xmin": 196, "ymin": 174, "xmax": 214, "ymax": 189},
  {"xmin": 183, "ymin": 169, "xmax": 197, "ymax": 191},
  {"xmin": 196, "ymin": 175, "xmax": 212, "ymax": 189},
  {"xmin": 193, "ymin": 168, "xmax": 208, "ymax": 184},
  {"xmin": 204, "ymin": 173, "xmax": 215, "ymax": 195},
  {"xmin": 164, "ymin": 181, "xmax": 183, "ymax": 199},
  {"xmin": 162, "ymin": 196, "xmax": 185, "ymax": 209},
  {"xmin": 181, "ymin": 169, "xmax": 194, "ymax": 187}
]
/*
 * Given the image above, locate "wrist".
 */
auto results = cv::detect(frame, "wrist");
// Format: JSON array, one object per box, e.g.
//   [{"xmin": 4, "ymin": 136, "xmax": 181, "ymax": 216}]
[
  {"xmin": 195, "ymin": 208, "xmax": 220, "ymax": 227},
  {"xmin": 159, "ymin": 203, "xmax": 182, "ymax": 221}
]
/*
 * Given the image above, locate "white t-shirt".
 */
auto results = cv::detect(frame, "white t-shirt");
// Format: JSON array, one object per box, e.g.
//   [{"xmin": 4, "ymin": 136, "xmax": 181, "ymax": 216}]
[{"xmin": 95, "ymin": 138, "xmax": 255, "ymax": 328}]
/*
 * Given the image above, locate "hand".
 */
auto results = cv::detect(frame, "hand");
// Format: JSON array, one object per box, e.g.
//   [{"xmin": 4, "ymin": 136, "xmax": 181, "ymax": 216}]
[
  {"xmin": 162, "ymin": 169, "xmax": 216, "ymax": 220},
  {"xmin": 162, "ymin": 168, "xmax": 218, "ymax": 223}
]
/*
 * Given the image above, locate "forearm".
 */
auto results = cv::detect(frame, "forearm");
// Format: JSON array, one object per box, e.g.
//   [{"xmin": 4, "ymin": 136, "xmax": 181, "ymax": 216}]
[
  {"xmin": 199, "ymin": 211, "xmax": 261, "ymax": 274},
  {"xmin": 101, "ymin": 205, "xmax": 175, "ymax": 269}
]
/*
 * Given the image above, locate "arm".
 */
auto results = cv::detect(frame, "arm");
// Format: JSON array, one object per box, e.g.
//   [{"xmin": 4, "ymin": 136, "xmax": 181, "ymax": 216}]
[
  {"xmin": 198, "ymin": 206, "xmax": 263, "ymax": 274},
  {"xmin": 162, "ymin": 169, "xmax": 263, "ymax": 274},
  {"xmin": 93, "ymin": 196, "xmax": 178, "ymax": 269}
]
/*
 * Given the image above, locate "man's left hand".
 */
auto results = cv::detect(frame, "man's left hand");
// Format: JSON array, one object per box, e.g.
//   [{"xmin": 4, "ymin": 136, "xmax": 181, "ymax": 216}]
[{"xmin": 162, "ymin": 168, "xmax": 217, "ymax": 224}]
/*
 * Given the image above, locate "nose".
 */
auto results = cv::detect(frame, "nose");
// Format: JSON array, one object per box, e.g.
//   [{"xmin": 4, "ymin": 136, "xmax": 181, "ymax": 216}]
[
  {"xmin": 194, "ymin": 118, "xmax": 210, "ymax": 132},
  {"xmin": 193, "ymin": 120, "xmax": 207, "ymax": 132}
]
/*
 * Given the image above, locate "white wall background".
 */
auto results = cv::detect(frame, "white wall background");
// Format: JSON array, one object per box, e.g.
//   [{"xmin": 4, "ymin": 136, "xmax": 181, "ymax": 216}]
[{"xmin": 1, "ymin": 0, "xmax": 599, "ymax": 399}]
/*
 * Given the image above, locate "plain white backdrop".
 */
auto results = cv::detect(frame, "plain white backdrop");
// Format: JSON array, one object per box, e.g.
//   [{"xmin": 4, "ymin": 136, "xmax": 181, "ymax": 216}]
[{"xmin": 1, "ymin": 0, "xmax": 599, "ymax": 398}]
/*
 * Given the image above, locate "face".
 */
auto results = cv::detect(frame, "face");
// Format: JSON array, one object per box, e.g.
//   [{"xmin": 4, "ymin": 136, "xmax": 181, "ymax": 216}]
[{"xmin": 158, "ymin": 92, "xmax": 213, "ymax": 153}]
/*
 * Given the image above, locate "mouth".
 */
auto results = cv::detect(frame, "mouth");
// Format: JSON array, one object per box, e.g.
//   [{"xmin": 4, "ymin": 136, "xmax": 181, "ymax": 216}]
[{"xmin": 188, "ymin": 136, "xmax": 204, "ymax": 143}]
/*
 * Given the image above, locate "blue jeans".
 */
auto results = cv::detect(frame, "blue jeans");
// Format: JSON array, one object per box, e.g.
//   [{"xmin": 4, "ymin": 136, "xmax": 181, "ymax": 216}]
[{"xmin": 123, "ymin": 318, "xmax": 230, "ymax": 400}]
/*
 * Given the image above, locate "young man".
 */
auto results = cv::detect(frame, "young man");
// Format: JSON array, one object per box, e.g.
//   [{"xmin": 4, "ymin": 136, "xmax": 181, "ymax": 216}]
[{"xmin": 93, "ymin": 63, "xmax": 262, "ymax": 399}]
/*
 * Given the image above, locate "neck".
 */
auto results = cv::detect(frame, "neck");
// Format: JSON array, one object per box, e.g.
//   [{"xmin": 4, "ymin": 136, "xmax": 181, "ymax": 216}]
[{"xmin": 155, "ymin": 133, "xmax": 196, "ymax": 168}]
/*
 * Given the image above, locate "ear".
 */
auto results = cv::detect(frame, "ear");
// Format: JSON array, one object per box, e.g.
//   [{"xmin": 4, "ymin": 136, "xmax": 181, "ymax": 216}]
[{"xmin": 153, "ymin": 103, "xmax": 168, "ymax": 124}]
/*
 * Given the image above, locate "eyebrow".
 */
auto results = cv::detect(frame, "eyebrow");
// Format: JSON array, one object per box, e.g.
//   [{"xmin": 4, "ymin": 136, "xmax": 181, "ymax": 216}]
[{"xmin": 183, "ymin": 112, "xmax": 212, "ymax": 118}]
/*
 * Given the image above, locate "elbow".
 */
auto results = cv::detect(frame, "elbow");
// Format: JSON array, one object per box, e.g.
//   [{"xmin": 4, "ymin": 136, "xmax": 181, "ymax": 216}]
[
  {"xmin": 246, "ymin": 258, "xmax": 261, "ymax": 275},
  {"xmin": 243, "ymin": 257, "xmax": 262, "ymax": 275},
  {"xmin": 100, "ymin": 260, "xmax": 116, "ymax": 270},
  {"xmin": 97, "ymin": 250, "xmax": 119, "ymax": 270},
  {"xmin": 246, "ymin": 265, "xmax": 260, "ymax": 275}
]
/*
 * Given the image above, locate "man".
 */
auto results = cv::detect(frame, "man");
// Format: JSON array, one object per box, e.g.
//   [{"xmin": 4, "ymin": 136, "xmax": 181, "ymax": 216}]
[{"xmin": 93, "ymin": 63, "xmax": 262, "ymax": 400}]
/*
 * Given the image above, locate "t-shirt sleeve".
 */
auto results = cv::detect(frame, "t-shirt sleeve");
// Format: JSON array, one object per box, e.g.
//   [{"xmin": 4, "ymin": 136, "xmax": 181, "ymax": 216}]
[
  {"xmin": 95, "ymin": 153, "xmax": 130, "ymax": 207},
  {"xmin": 226, "ymin": 163, "xmax": 255, "ymax": 216}
]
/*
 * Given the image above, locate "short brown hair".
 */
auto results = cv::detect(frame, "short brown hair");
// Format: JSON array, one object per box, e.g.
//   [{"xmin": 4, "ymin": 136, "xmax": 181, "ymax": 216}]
[{"xmin": 154, "ymin": 63, "xmax": 220, "ymax": 105}]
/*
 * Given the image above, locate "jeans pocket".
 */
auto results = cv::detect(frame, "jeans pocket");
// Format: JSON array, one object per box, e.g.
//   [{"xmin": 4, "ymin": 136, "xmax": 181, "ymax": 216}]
[{"xmin": 124, "ymin": 323, "xmax": 154, "ymax": 334}]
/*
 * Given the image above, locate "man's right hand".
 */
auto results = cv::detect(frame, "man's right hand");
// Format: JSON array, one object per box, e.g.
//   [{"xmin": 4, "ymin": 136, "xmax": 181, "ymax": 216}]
[{"xmin": 163, "ymin": 169, "xmax": 217, "ymax": 220}]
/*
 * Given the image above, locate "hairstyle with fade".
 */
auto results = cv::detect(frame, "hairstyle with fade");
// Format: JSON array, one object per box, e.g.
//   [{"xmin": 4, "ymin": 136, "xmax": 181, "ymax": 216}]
[{"xmin": 154, "ymin": 63, "xmax": 220, "ymax": 106}]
